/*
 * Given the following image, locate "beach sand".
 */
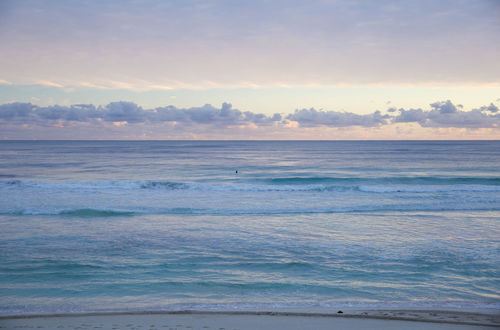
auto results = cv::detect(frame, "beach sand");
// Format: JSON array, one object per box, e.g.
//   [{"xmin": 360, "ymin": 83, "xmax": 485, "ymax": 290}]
[{"xmin": 1, "ymin": 310, "xmax": 499, "ymax": 330}]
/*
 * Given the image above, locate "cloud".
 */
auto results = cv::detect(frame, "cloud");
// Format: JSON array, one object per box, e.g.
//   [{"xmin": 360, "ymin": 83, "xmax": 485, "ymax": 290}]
[
  {"xmin": 393, "ymin": 100, "xmax": 500, "ymax": 128},
  {"xmin": 103, "ymin": 102, "xmax": 145, "ymax": 123},
  {"xmin": 430, "ymin": 100, "xmax": 462, "ymax": 114},
  {"xmin": 286, "ymin": 108, "xmax": 390, "ymax": 127},
  {"xmin": 478, "ymin": 103, "xmax": 498, "ymax": 113},
  {"xmin": 35, "ymin": 80, "xmax": 64, "ymax": 88},
  {"xmin": 0, "ymin": 102, "xmax": 36, "ymax": 120},
  {"xmin": 1, "ymin": 100, "xmax": 499, "ymax": 133},
  {"xmin": 2, "ymin": 0, "xmax": 500, "ymax": 88},
  {"xmin": 0, "ymin": 102, "xmax": 282, "ymax": 128}
]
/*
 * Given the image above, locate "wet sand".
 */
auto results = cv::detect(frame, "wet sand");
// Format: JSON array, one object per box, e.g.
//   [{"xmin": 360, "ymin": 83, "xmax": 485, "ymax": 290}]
[{"xmin": 1, "ymin": 310, "xmax": 499, "ymax": 330}]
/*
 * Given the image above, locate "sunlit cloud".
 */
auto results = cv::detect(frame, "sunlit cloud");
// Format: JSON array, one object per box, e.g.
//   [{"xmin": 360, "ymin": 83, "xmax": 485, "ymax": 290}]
[
  {"xmin": 35, "ymin": 80, "xmax": 64, "ymax": 88},
  {"xmin": 6, "ymin": 80, "xmax": 500, "ymax": 93}
]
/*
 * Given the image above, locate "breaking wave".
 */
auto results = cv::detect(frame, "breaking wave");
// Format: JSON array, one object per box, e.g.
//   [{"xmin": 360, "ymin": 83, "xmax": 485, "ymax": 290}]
[{"xmin": 2, "ymin": 177, "xmax": 500, "ymax": 193}]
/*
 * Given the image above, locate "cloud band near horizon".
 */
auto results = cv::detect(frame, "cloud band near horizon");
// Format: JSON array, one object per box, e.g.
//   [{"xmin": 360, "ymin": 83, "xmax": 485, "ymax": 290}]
[{"xmin": 1, "ymin": 100, "xmax": 499, "ymax": 131}]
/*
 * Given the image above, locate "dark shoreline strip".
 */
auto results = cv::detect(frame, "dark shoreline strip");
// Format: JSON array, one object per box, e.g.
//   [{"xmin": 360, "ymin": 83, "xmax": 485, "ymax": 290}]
[{"xmin": 1, "ymin": 310, "xmax": 499, "ymax": 327}]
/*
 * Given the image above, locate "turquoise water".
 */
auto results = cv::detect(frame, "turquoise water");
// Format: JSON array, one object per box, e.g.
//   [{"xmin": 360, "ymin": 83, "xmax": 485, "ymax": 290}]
[{"xmin": 0, "ymin": 141, "xmax": 499, "ymax": 315}]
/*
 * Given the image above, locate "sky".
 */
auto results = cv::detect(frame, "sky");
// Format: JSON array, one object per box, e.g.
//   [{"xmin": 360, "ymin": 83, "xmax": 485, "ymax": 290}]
[{"xmin": 0, "ymin": 0, "xmax": 499, "ymax": 139}]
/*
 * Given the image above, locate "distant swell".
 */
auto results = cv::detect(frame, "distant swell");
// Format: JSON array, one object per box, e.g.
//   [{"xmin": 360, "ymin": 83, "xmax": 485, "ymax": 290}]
[
  {"xmin": 357, "ymin": 185, "xmax": 500, "ymax": 193},
  {"xmin": 59, "ymin": 209, "xmax": 136, "ymax": 217},
  {"xmin": 140, "ymin": 181, "xmax": 188, "ymax": 190},
  {"xmin": 5, "ymin": 208, "xmax": 137, "ymax": 217},
  {"xmin": 3, "ymin": 205, "xmax": 500, "ymax": 217},
  {"xmin": 1, "ymin": 180, "xmax": 23, "ymax": 186},
  {"xmin": 262, "ymin": 176, "xmax": 500, "ymax": 185}
]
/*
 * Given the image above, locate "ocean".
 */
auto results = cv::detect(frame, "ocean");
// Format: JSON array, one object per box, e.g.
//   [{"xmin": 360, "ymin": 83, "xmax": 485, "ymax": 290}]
[{"xmin": 0, "ymin": 140, "xmax": 499, "ymax": 315}]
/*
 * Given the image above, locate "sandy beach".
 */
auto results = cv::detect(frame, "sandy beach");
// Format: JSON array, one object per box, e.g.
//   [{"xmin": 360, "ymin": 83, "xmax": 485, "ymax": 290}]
[{"xmin": 1, "ymin": 310, "xmax": 499, "ymax": 330}]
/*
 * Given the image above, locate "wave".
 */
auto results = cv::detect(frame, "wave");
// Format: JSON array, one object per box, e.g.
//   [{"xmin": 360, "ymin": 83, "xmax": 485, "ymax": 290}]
[
  {"xmin": 3, "ymin": 207, "xmax": 211, "ymax": 217},
  {"xmin": 59, "ymin": 209, "xmax": 136, "ymax": 217},
  {"xmin": 2, "ymin": 178, "xmax": 500, "ymax": 193},
  {"xmin": 5, "ymin": 208, "xmax": 137, "ymax": 217},
  {"xmin": 3, "ymin": 204, "xmax": 500, "ymax": 217},
  {"xmin": 358, "ymin": 185, "xmax": 500, "ymax": 193},
  {"xmin": 1, "ymin": 180, "xmax": 23, "ymax": 185},
  {"xmin": 0, "ymin": 179, "xmax": 344, "ymax": 192},
  {"xmin": 139, "ymin": 181, "xmax": 188, "ymax": 190},
  {"xmin": 261, "ymin": 176, "xmax": 500, "ymax": 185}
]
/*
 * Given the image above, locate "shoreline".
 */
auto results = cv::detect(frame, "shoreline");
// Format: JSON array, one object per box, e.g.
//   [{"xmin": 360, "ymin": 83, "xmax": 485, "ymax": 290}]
[{"xmin": 1, "ymin": 309, "xmax": 499, "ymax": 328}]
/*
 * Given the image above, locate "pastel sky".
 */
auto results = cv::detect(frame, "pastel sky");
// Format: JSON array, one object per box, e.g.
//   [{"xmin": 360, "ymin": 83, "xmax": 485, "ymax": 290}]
[{"xmin": 1, "ymin": 0, "xmax": 499, "ymax": 139}]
